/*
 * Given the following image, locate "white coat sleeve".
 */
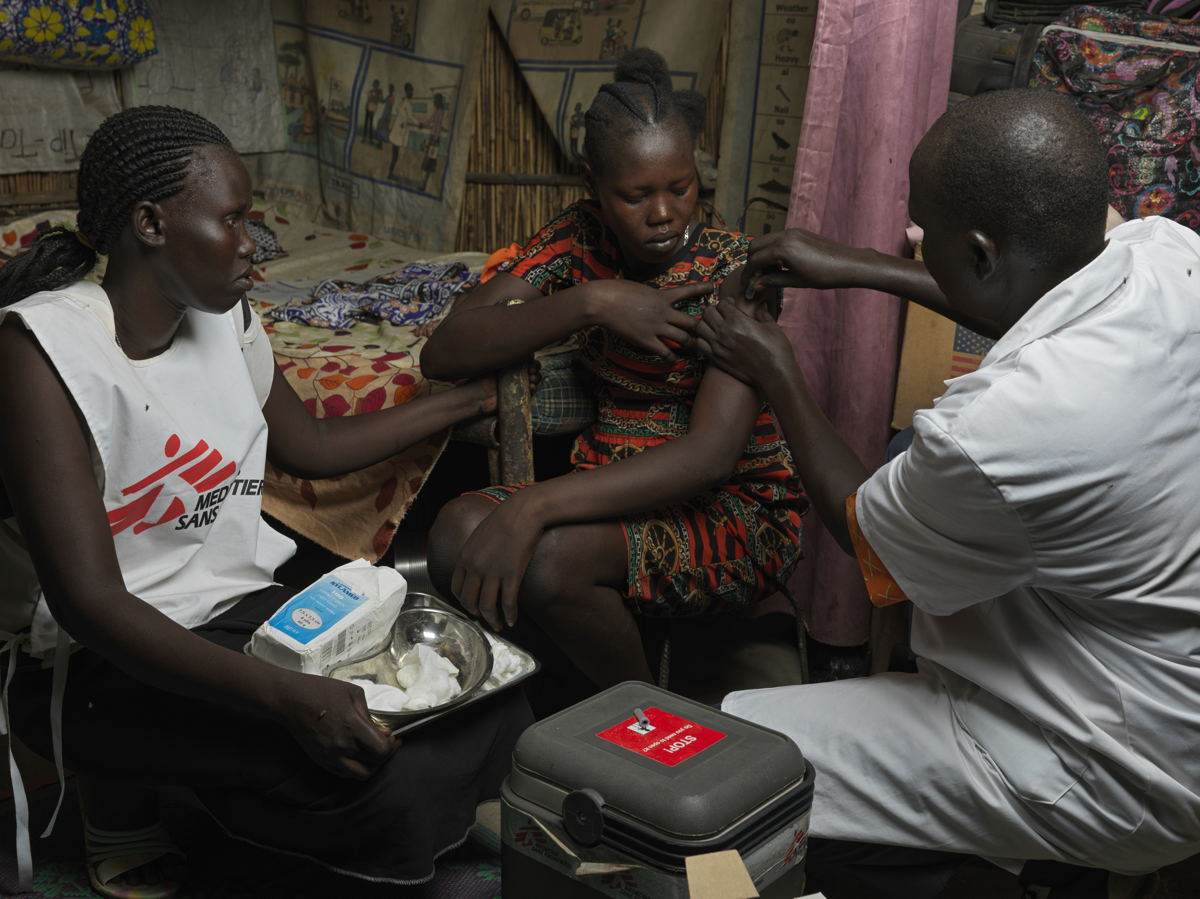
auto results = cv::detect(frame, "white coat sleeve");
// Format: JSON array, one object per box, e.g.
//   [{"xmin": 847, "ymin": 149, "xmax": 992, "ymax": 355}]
[{"xmin": 856, "ymin": 414, "xmax": 1035, "ymax": 615}]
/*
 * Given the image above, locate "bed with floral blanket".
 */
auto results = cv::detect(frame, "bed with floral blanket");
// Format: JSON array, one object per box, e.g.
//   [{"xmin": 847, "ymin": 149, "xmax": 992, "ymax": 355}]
[{"xmin": 1, "ymin": 201, "xmax": 486, "ymax": 561}]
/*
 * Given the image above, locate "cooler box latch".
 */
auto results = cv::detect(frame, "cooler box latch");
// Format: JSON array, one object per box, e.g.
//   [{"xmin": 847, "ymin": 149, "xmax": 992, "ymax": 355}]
[{"xmin": 562, "ymin": 788, "xmax": 605, "ymax": 847}]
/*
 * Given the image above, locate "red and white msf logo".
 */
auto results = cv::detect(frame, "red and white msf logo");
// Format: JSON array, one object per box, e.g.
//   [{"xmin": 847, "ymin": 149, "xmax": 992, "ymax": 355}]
[{"xmin": 108, "ymin": 434, "xmax": 238, "ymax": 536}]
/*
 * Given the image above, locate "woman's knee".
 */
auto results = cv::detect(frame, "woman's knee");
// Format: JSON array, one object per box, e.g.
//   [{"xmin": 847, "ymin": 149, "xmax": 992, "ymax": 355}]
[
  {"xmin": 520, "ymin": 523, "xmax": 626, "ymax": 614},
  {"xmin": 426, "ymin": 495, "xmax": 495, "ymax": 590}
]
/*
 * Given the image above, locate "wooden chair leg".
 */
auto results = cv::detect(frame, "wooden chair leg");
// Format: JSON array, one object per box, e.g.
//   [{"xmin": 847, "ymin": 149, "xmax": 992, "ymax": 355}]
[{"xmin": 496, "ymin": 361, "xmax": 534, "ymax": 486}]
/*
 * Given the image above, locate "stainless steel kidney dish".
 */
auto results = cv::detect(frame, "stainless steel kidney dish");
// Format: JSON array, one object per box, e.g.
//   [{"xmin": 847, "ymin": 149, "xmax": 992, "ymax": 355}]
[{"xmin": 329, "ymin": 607, "xmax": 493, "ymax": 725}]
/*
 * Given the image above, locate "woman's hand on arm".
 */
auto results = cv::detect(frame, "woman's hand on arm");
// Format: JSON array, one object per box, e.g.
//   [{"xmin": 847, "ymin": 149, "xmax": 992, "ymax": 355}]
[
  {"xmin": 421, "ymin": 272, "xmax": 715, "ymax": 380},
  {"xmin": 585, "ymin": 279, "xmax": 713, "ymax": 361},
  {"xmin": 452, "ymin": 364, "xmax": 760, "ymax": 630},
  {"xmin": 0, "ymin": 321, "xmax": 393, "ymax": 778},
  {"xmin": 694, "ymin": 301, "xmax": 868, "ymax": 553}
]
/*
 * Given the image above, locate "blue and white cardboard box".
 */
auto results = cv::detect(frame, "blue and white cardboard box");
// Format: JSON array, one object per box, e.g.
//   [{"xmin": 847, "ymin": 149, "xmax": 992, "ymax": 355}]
[{"xmin": 249, "ymin": 559, "xmax": 406, "ymax": 674}]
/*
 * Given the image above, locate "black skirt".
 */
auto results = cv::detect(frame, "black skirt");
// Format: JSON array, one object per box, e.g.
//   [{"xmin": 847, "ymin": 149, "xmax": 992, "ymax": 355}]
[{"xmin": 9, "ymin": 586, "xmax": 532, "ymax": 885}]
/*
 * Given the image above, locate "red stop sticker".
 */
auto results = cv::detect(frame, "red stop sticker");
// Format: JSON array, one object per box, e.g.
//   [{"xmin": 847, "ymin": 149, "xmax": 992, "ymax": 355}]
[{"xmin": 595, "ymin": 708, "xmax": 727, "ymax": 766}]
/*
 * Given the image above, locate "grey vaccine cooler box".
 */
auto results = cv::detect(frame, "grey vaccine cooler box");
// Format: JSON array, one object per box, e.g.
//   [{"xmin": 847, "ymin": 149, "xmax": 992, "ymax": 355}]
[{"xmin": 500, "ymin": 682, "xmax": 814, "ymax": 898}]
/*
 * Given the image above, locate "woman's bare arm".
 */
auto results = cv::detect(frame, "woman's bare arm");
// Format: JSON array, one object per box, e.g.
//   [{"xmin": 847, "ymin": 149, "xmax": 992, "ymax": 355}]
[
  {"xmin": 451, "ymin": 363, "xmax": 763, "ymax": 629},
  {"xmin": 262, "ymin": 366, "xmax": 494, "ymax": 480},
  {"xmin": 0, "ymin": 320, "xmax": 392, "ymax": 778}
]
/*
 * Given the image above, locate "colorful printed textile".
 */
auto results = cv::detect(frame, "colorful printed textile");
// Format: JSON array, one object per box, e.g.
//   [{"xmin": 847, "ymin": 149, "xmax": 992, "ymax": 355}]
[
  {"xmin": 0, "ymin": 0, "xmax": 157, "ymax": 69},
  {"xmin": 481, "ymin": 200, "xmax": 806, "ymax": 616},
  {"xmin": 266, "ymin": 262, "xmax": 478, "ymax": 329},
  {"xmin": 1032, "ymin": 5, "xmax": 1200, "ymax": 229},
  {"xmin": 246, "ymin": 219, "xmax": 285, "ymax": 265}
]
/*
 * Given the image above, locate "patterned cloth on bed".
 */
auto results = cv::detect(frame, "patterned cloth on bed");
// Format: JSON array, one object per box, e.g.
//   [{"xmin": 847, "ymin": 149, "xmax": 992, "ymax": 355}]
[
  {"xmin": 247, "ymin": 218, "xmax": 286, "ymax": 265},
  {"xmin": 1032, "ymin": 6, "xmax": 1200, "ymax": 230},
  {"xmin": 244, "ymin": 200, "xmax": 488, "ymax": 561},
  {"xmin": 267, "ymin": 262, "xmax": 478, "ymax": 329}
]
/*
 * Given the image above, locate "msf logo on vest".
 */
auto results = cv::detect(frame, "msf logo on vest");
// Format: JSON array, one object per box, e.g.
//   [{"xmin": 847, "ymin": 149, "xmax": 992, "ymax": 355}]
[{"xmin": 107, "ymin": 434, "xmax": 263, "ymax": 536}]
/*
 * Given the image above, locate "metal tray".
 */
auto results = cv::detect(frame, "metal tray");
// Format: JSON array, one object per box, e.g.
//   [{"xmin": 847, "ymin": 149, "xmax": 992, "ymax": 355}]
[{"xmin": 245, "ymin": 590, "xmax": 540, "ymax": 737}]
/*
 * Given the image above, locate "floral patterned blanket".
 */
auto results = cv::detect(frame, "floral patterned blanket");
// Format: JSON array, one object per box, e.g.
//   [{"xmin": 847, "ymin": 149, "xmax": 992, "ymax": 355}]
[{"xmin": 246, "ymin": 202, "xmax": 486, "ymax": 560}]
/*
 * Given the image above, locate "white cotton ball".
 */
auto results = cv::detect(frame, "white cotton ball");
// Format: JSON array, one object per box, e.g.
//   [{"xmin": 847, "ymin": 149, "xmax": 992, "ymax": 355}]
[
  {"xmin": 352, "ymin": 678, "xmax": 412, "ymax": 712},
  {"xmin": 393, "ymin": 644, "xmax": 462, "ymax": 709},
  {"xmin": 484, "ymin": 632, "xmax": 526, "ymax": 689}
]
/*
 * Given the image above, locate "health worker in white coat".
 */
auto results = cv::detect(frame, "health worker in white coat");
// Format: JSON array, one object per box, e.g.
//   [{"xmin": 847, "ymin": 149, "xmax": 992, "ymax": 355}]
[{"xmin": 696, "ymin": 89, "xmax": 1200, "ymax": 899}]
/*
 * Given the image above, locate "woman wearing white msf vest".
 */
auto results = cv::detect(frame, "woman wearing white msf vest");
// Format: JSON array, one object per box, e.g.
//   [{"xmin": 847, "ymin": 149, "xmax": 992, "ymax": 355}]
[{"xmin": 0, "ymin": 106, "xmax": 531, "ymax": 898}]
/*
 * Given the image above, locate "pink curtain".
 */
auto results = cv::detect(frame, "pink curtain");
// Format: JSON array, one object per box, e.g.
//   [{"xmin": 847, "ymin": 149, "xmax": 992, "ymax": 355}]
[{"xmin": 781, "ymin": 0, "xmax": 956, "ymax": 646}]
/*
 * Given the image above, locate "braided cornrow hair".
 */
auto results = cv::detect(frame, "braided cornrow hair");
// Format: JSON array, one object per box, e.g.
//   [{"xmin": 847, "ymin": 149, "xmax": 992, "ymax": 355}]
[
  {"xmin": 0, "ymin": 105, "xmax": 232, "ymax": 307},
  {"xmin": 583, "ymin": 48, "xmax": 706, "ymax": 176}
]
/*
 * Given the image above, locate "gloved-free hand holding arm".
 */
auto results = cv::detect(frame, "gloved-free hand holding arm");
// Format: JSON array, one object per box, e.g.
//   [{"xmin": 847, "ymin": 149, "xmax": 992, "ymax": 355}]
[
  {"xmin": 694, "ymin": 299, "xmax": 867, "ymax": 554},
  {"xmin": 739, "ymin": 229, "xmax": 999, "ymax": 338}
]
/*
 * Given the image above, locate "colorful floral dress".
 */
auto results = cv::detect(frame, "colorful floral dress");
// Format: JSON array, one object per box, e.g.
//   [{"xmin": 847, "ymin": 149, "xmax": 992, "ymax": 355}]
[{"xmin": 478, "ymin": 200, "xmax": 806, "ymax": 617}]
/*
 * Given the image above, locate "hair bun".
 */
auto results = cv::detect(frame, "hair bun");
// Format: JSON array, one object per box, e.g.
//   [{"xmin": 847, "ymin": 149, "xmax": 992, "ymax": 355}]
[{"xmin": 613, "ymin": 48, "xmax": 672, "ymax": 92}]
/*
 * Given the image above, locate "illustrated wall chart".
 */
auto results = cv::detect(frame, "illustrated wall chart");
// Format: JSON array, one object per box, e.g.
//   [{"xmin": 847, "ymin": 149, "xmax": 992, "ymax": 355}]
[
  {"xmin": 715, "ymin": 0, "xmax": 817, "ymax": 236},
  {"xmin": 490, "ymin": 0, "xmax": 728, "ymax": 164},
  {"xmin": 264, "ymin": 0, "xmax": 488, "ymax": 250},
  {"xmin": 119, "ymin": 0, "xmax": 285, "ymax": 154}
]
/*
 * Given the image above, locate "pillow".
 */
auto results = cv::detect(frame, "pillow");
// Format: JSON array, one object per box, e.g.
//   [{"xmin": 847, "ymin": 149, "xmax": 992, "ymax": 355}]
[
  {"xmin": 530, "ymin": 348, "xmax": 597, "ymax": 436},
  {"xmin": 0, "ymin": 1, "xmax": 158, "ymax": 70}
]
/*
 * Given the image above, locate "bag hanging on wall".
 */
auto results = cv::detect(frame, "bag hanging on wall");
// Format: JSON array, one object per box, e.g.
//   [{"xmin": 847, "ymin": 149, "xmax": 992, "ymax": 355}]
[{"xmin": 1031, "ymin": 5, "xmax": 1200, "ymax": 230}]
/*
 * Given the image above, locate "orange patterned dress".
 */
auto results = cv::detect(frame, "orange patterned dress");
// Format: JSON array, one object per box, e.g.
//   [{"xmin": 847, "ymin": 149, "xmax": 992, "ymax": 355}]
[{"xmin": 476, "ymin": 200, "xmax": 806, "ymax": 616}]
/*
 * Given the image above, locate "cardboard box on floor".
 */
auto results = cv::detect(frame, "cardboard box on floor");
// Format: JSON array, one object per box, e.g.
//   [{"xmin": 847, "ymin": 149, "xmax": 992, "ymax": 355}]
[
  {"xmin": 891, "ymin": 303, "xmax": 993, "ymax": 429},
  {"xmin": 685, "ymin": 850, "xmax": 759, "ymax": 898}
]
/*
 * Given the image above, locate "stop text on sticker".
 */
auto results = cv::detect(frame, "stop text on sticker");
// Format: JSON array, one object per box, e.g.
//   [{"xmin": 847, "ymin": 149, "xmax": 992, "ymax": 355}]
[{"xmin": 595, "ymin": 707, "xmax": 727, "ymax": 767}]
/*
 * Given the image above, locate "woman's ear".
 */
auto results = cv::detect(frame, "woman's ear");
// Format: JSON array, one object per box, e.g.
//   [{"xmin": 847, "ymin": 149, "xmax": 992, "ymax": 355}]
[{"xmin": 132, "ymin": 200, "xmax": 166, "ymax": 248}]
